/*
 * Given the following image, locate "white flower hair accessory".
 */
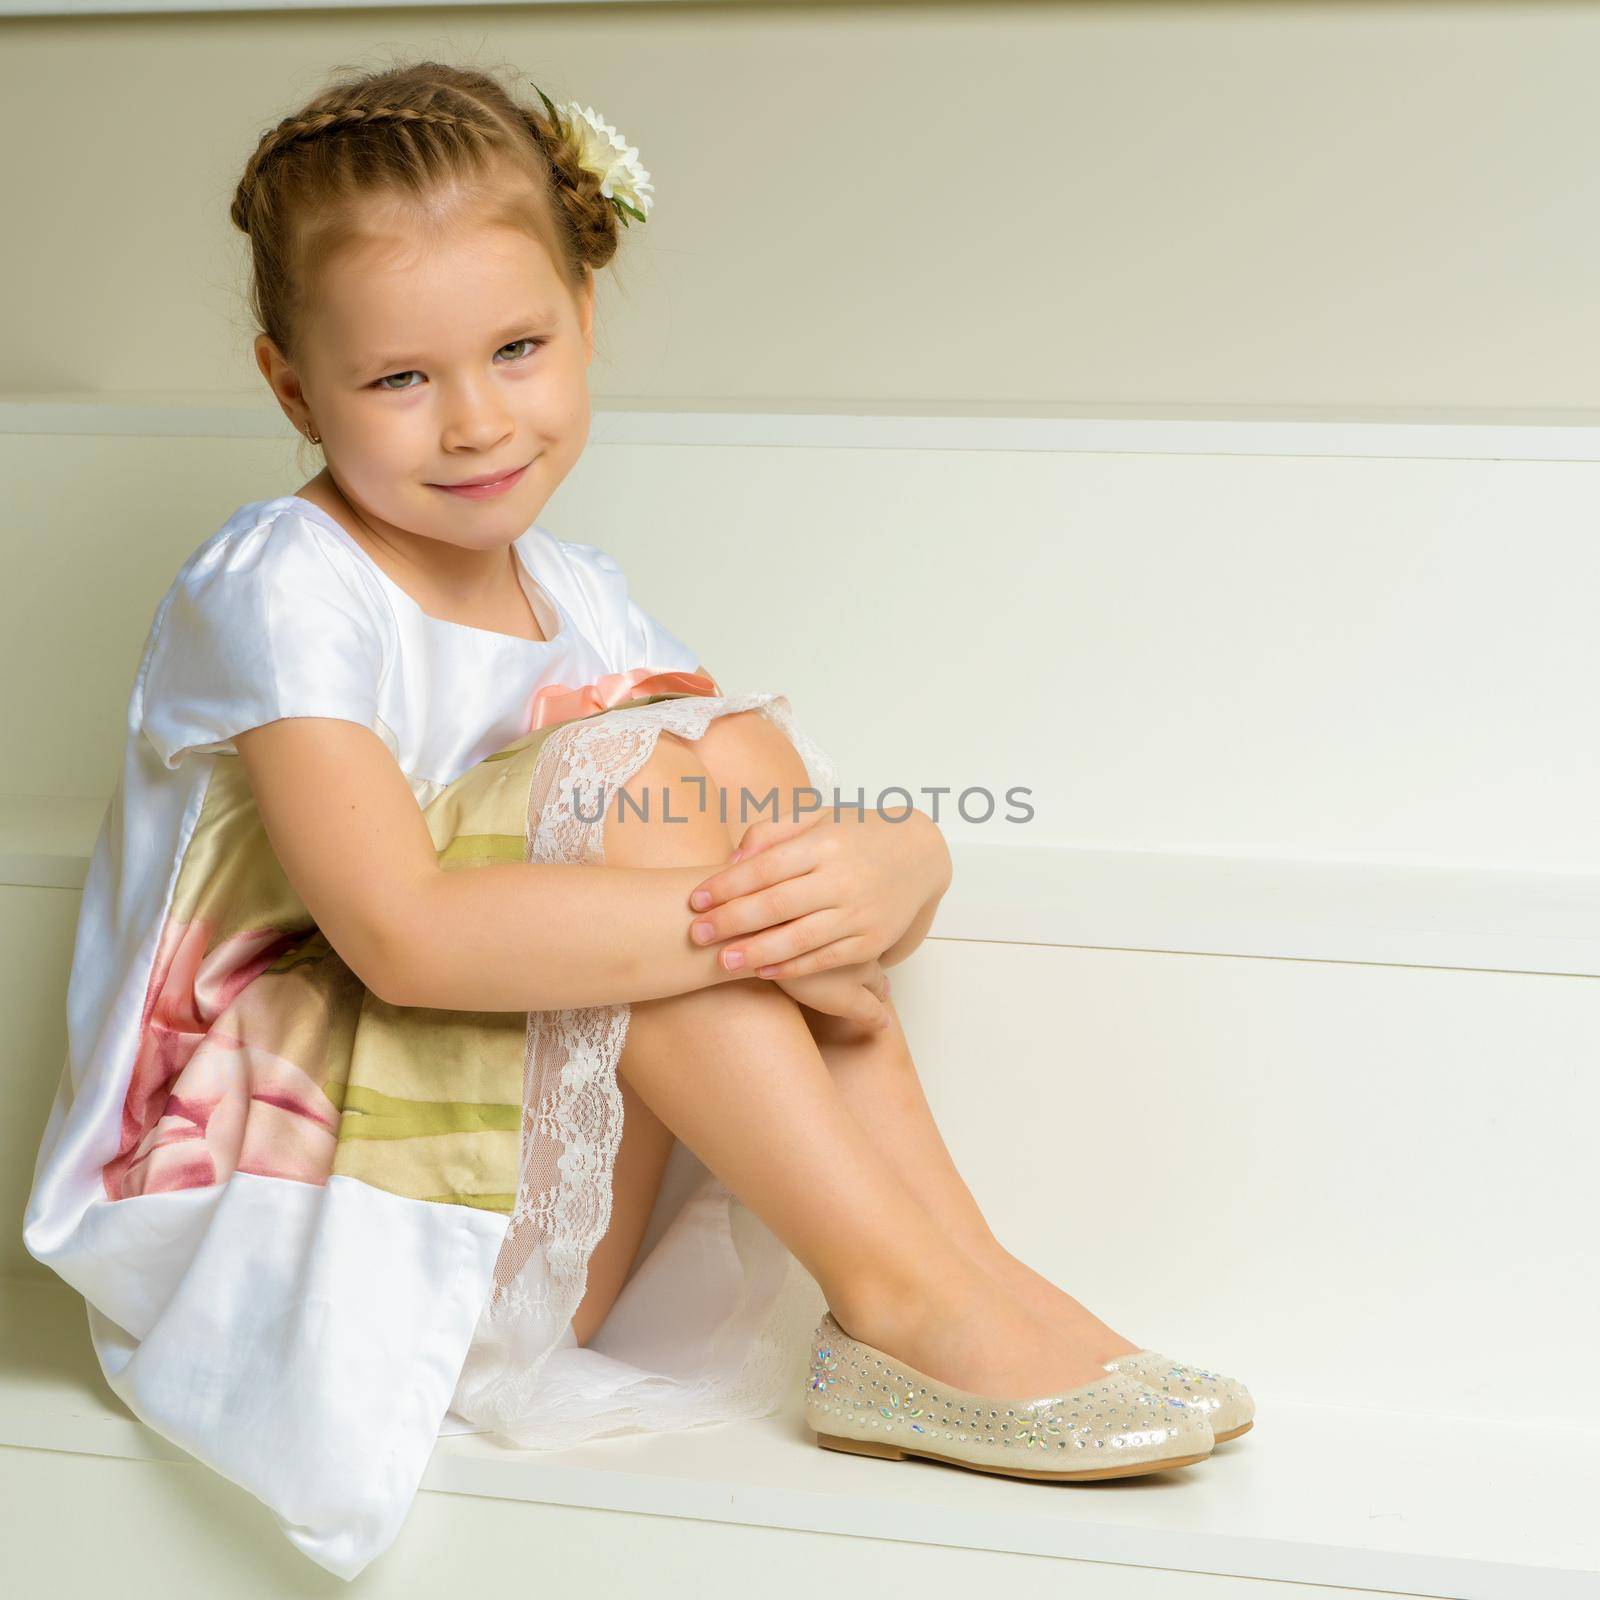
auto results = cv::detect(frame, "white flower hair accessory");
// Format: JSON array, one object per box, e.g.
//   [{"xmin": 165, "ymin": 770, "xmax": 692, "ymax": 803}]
[{"xmin": 532, "ymin": 85, "xmax": 654, "ymax": 226}]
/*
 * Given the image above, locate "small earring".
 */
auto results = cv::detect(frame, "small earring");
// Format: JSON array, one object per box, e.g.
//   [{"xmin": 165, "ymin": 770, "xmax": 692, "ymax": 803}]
[{"xmin": 305, "ymin": 425, "xmax": 321, "ymax": 445}]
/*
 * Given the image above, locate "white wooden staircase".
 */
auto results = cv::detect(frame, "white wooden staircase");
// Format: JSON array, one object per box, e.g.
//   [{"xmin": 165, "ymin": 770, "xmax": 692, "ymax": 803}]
[{"xmin": 3, "ymin": 396, "xmax": 1596, "ymax": 1598}]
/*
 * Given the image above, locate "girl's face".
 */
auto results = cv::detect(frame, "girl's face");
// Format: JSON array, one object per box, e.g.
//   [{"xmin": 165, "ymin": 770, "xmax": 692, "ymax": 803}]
[{"xmin": 257, "ymin": 209, "xmax": 595, "ymax": 556}]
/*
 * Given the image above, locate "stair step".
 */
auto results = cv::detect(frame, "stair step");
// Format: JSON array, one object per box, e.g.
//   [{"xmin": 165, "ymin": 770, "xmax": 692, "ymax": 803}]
[
  {"xmin": 3, "ymin": 1276, "xmax": 1592, "ymax": 1598},
  {"xmin": 7, "ymin": 791, "xmax": 1600, "ymax": 976}
]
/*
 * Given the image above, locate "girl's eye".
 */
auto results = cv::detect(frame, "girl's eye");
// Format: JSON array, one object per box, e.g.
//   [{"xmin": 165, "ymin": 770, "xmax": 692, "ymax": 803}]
[
  {"xmin": 499, "ymin": 336, "xmax": 548, "ymax": 362},
  {"xmin": 371, "ymin": 337, "xmax": 549, "ymax": 392}
]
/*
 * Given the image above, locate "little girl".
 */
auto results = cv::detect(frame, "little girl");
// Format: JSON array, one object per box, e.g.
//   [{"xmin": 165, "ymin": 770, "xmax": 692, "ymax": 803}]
[{"xmin": 23, "ymin": 60, "xmax": 1251, "ymax": 1580}]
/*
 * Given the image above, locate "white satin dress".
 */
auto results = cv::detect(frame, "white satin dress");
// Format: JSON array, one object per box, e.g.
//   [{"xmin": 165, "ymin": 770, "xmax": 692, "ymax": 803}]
[{"xmin": 22, "ymin": 495, "xmax": 833, "ymax": 1579}]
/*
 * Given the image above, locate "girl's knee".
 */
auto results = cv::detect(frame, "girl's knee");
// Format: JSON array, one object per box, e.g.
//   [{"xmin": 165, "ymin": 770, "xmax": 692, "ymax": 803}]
[
  {"xmin": 602, "ymin": 728, "xmax": 732, "ymax": 863},
  {"xmin": 694, "ymin": 712, "xmax": 812, "ymax": 834},
  {"xmin": 698, "ymin": 709, "xmax": 800, "ymax": 775},
  {"xmin": 628, "ymin": 728, "xmax": 713, "ymax": 800}
]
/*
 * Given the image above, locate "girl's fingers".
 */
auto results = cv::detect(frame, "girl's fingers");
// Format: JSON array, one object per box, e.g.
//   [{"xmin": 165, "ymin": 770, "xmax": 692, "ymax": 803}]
[
  {"xmin": 731, "ymin": 811, "xmax": 819, "ymax": 861},
  {"xmin": 739, "ymin": 927, "xmax": 864, "ymax": 979},
  {"xmin": 703, "ymin": 879, "xmax": 839, "ymax": 949},
  {"xmin": 689, "ymin": 815, "xmax": 826, "ymax": 911},
  {"xmin": 847, "ymin": 990, "xmax": 891, "ymax": 1030},
  {"xmin": 689, "ymin": 841, "xmax": 828, "ymax": 935},
  {"xmin": 689, "ymin": 836, "xmax": 804, "ymax": 914},
  {"xmin": 850, "ymin": 967, "xmax": 891, "ymax": 1027}
]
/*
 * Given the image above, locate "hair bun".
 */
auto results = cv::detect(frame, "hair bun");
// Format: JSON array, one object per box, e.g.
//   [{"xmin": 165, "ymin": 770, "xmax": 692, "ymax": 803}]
[{"xmin": 523, "ymin": 89, "xmax": 652, "ymax": 275}]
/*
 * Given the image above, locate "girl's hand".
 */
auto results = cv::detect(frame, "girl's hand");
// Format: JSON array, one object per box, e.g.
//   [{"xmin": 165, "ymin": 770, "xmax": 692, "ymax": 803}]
[
  {"xmin": 687, "ymin": 806, "xmax": 949, "ymax": 979},
  {"xmin": 771, "ymin": 959, "xmax": 893, "ymax": 1034}
]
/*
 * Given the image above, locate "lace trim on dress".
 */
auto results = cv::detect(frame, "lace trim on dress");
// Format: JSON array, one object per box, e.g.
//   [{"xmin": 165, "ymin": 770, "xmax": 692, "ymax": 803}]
[{"xmin": 448, "ymin": 692, "xmax": 838, "ymax": 1447}]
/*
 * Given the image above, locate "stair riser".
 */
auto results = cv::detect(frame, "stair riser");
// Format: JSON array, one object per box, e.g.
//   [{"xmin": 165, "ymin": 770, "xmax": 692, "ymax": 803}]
[{"xmin": 10, "ymin": 881, "xmax": 1594, "ymax": 1428}]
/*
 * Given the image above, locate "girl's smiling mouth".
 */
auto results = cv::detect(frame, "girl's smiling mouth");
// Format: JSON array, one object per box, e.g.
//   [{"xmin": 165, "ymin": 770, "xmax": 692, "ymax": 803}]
[{"xmin": 428, "ymin": 461, "xmax": 532, "ymax": 499}]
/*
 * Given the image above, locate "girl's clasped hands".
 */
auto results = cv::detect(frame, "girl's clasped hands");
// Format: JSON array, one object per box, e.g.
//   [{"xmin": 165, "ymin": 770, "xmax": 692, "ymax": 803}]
[{"xmin": 685, "ymin": 805, "xmax": 950, "ymax": 1035}]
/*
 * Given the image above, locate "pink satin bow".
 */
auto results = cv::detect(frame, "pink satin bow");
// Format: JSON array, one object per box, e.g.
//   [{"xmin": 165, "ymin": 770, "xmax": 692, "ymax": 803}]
[{"xmin": 528, "ymin": 666, "xmax": 723, "ymax": 730}]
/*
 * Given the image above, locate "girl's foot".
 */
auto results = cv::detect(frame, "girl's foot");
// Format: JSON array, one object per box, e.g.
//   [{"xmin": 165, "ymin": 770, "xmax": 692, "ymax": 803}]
[
  {"xmin": 834, "ymin": 1266, "xmax": 1134, "ymax": 1400},
  {"xmin": 974, "ymin": 1241, "xmax": 1144, "ymax": 1363}
]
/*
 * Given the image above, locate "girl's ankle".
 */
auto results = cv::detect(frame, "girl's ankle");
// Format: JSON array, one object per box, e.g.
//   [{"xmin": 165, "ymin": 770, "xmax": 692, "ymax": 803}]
[{"xmin": 826, "ymin": 1261, "xmax": 997, "ymax": 1353}]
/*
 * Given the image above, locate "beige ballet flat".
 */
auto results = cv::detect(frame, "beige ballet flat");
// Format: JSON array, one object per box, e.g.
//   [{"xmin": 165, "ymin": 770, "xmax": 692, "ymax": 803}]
[
  {"xmin": 1101, "ymin": 1349, "xmax": 1256, "ymax": 1442},
  {"xmin": 804, "ymin": 1311, "xmax": 1214, "ymax": 1481}
]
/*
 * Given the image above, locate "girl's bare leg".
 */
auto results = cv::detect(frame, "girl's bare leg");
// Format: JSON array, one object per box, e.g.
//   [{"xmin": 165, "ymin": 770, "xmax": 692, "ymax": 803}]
[
  {"xmin": 569, "ymin": 1072, "xmax": 676, "ymax": 1346},
  {"xmin": 594, "ymin": 727, "xmax": 1121, "ymax": 1397},
  {"xmin": 690, "ymin": 710, "xmax": 1141, "ymax": 1362},
  {"xmin": 802, "ymin": 1005, "xmax": 1141, "ymax": 1360}
]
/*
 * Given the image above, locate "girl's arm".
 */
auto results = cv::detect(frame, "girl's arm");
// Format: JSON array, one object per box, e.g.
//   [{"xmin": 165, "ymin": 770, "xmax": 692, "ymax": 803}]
[
  {"xmin": 400, "ymin": 859, "xmax": 745, "ymax": 1010},
  {"xmin": 237, "ymin": 716, "xmax": 746, "ymax": 1012}
]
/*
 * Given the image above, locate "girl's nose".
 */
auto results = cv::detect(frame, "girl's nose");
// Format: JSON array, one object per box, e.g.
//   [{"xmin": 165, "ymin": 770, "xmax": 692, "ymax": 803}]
[
  {"xmin": 439, "ymin": 389, "xmax": 514, "ymax": 452},
  {"xmin": 441, "ymin": 416, "xmax": 513, "ymax": 453}
]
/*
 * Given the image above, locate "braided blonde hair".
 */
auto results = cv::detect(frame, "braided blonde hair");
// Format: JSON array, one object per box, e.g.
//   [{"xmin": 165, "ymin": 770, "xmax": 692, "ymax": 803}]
[{"xmin": 231, "ymin": 60, "xmax": 626, "ymax": 366}]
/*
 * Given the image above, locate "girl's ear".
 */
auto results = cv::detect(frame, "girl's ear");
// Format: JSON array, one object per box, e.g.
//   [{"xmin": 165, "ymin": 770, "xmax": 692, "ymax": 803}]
[
  {"xmin": 253, "ymin": 332, "xmax": 280, "ymax": 387},
  {"xmin": 255, "ymin": 334, "xmax": 311, "ymax": 435},
  {"xmin": 578, "ymin": 269, "xmax": 596, "ymax": 364}
]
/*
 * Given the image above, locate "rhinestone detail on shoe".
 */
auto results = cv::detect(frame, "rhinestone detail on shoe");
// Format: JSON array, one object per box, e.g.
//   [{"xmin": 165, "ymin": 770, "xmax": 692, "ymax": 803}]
[
  {"xmin": 804, "ymin": 1312, "xmax": 1213, "ymax": 1463},
  {"xmin": 1100, "ymin": 1348, "xmax": 1255, "ymax": 1437}
]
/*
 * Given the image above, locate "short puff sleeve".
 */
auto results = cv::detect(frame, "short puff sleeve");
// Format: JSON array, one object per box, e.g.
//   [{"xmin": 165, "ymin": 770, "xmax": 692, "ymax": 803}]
[
  {"xmin": 139, "ymin": 511, "xmax": 389, "ymax": 770},
  {"xmin": 554, "ymin": 539, "xmax": 701, "ymax": 675}
]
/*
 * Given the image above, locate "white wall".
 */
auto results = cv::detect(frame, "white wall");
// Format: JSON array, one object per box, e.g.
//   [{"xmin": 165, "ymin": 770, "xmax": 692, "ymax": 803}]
[
  {"xmin": 3, "ymin": 3, "xmax": 1600, "ymax": 412},
  {"xmin": 7, "ymin": 411, "xmax": 1599, "ymax": 884}
]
